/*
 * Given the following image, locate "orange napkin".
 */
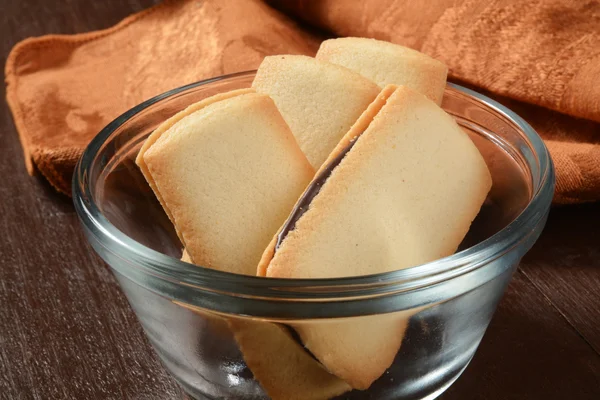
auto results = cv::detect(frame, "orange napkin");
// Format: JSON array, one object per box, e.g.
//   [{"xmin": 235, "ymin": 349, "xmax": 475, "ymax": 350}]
[
  {"xmin": 5, "ymin": 0, "xmax": 319, "ymax": 195},
  {"xmin": 5, "ymin": 0, "xmax": 600, "ymax": 204}
]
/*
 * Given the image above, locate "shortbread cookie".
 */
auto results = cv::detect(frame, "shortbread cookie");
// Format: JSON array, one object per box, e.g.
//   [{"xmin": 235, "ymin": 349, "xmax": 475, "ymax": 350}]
[
  {"xmin": 178, "ymin": 254, "xmax": 350, "ymax": 399},
  {"xmin": 252, "ymin": 55, "xmax": 381, "ymax": 169},
  {"xmin": 292, "ymin": 312, "xmax": 412, "ymax": 390},
  {"xmin": 136, "ymin": 88, "xmax": 254, "ymax": 223},
  {"xmin": 259, "ymin": 85, "xmax": 491, "ymax": 388},
  {"xmin": 229, "ymin": 319, "xmax": 351, "ymax": 400},
  {"xmin": 317, "ymin": 37, "xmax": 448, "ymax": 104},
  {"xmin": 138, "ymin": 91, "xmax": 314, "ymax": 275}
]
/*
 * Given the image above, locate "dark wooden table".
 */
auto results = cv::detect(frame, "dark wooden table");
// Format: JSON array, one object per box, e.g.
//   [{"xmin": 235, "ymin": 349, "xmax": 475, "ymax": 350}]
[{"xmin": 1, "ymin": 1, "xmax": 599, "ymax": 399}]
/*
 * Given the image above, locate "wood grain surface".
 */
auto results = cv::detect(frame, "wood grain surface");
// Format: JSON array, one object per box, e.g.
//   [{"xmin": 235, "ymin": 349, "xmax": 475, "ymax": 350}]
[{"xmin": 1, "ymin": 1, "xmax": 599, "ymax": 399}]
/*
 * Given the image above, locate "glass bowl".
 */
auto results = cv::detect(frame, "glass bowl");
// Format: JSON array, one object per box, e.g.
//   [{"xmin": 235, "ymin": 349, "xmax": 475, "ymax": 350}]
[{"xmin": 73, "ymin": 71, "xmax": 554, "ymax": 400}]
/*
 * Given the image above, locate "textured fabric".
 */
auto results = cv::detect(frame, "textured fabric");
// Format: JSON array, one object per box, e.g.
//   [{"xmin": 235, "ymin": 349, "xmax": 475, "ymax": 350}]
[
  {"xmin": 270, "ymin": 0, "xmax": 600, "ymax": 204},
  {"xmin": 5, "ymin": 0, "xmax": 600, "ymax": 203},
  {"xmin": 5, "ymin": 0, "xmax": 319, "ymax": 194}
]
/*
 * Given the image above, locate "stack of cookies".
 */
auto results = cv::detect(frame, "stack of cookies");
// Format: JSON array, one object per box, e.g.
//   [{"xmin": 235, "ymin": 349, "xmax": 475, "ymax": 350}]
[{"xmin": 136, "ymin": 37, "xmax": 492, "ymax": 400}]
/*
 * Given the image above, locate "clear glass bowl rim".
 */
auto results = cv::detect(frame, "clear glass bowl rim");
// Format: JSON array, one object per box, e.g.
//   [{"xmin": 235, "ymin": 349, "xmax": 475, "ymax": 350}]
[{"xmin": 72, "ymin": 71, "xmax": 554, "ymax": 301}]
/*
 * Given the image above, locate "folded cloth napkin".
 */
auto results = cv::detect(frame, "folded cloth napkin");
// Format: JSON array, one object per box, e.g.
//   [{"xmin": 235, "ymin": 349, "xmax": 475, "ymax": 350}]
[
  {"xmin": 4, "ymin": 0, "xmax": 320, "ymax": 195},
  {"xmin": 5, "ymin": 0, "xmax": 600, "ymax": 203}
]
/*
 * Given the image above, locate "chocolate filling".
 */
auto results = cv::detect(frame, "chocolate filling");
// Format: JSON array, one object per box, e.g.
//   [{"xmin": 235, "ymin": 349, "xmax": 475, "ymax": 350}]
[{"xmin": 275, "ymin": 137, "xmax": 359, "ymax": 251}]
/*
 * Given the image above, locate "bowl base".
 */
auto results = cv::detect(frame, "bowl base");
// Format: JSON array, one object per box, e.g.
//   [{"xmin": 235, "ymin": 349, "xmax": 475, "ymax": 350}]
[{"xmin": 179, "ymin": 355, "xmax": 473, "ymax": 400}]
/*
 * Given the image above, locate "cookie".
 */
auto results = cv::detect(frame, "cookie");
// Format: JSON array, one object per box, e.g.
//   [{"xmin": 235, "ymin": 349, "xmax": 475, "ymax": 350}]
[
  {"xmin": 138, "ymin": 90, "xmax": 314, "ymax": 275},
  {"xmin": 229, "ymin": 319, "xmax": 352, "ymax": 400},
  {"xmin": 136, "ymin": 88, "xmax": 254, "ymax": 222},
  {"xmin": 293, "ymin": 312, "xmax": 413, "ymax": 390},
  {"xmin": 252, "ymin": 55, "xmax": 381, "ymax": 169},
  {"xmin": 317, "ymin": 37, "xmax": 448, "ymax": 104},
  {"xmin": 179, "ymin": 255, "xmax": 351, "ymax": 400},
  {"xmin": 259, "ymin": 85, "xmax": 492, "ymax": 388}
]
